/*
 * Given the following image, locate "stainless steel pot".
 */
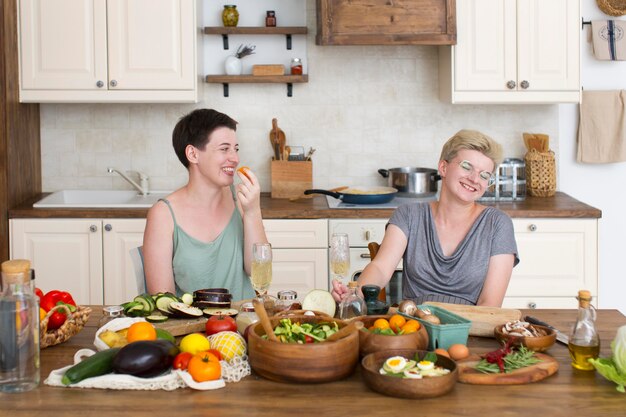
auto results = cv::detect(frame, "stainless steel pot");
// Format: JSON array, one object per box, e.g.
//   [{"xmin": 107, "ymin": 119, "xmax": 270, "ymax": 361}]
[{"xmin": 378, "ymin": 167, "xmax": 441, "ymax": 196}]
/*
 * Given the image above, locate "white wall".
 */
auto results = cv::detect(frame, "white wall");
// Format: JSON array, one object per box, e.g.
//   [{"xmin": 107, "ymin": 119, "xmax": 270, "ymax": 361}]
[{"xmin": 559, "ymin": 0, "xmax": 626, "ymax": 314}]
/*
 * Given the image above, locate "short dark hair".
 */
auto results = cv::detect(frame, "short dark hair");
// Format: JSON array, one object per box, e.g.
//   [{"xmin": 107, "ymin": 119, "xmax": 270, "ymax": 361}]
[{"xmin": 172, "ymin": 109, "xmax": 238, "ymax": 168}]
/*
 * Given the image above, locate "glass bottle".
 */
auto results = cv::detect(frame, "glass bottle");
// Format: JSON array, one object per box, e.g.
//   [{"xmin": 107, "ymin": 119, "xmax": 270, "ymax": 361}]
[
  {"xmin": 236, "ymin": 302, "xmax": 259, "ymax": 341},
  {"xmin": 265, "ymin": 10, "xmax": 276, "ymax": 27},
  {"xmin": 98, "ymin": 305, "xmax": 124, "ymax": 328},
  {"xmin": 338, "ymin": 281, "xmax": 367, "ymax": 320},
  {"xmin": 222, "ymin": 5, "xmax": 239, "ymax": 27},
  {"xmin": 568, "ymin": 290, "xmax": 600, "ymax": 371},
  {"xmin": 0, "ymin": 259, "xmax": 40, "ymax": 392},
  {"xmin": 290, "ymin": 58, "xmax": 303, "ymax": 75}
]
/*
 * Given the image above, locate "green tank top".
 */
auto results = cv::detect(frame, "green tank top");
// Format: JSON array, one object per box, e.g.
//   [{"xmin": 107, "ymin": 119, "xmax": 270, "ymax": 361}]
[{"xmin": 161, "ymin": 189, "xmax": 254, "ymax": 301}]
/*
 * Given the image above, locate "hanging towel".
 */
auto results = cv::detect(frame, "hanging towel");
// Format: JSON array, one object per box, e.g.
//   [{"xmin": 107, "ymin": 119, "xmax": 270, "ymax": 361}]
[
  {"xmin": 577, "ymin": 90, "xmax": 626, "ymax": 163},
  {"xmin": 590, "ymin": 20, "xmax": 626, "ymax": 60}
]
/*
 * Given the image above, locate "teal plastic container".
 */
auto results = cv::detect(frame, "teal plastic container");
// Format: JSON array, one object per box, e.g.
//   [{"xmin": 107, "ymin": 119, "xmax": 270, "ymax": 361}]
[{"xmin": 399, "ymin": 305, "xmax": 471, "ymax": 350}]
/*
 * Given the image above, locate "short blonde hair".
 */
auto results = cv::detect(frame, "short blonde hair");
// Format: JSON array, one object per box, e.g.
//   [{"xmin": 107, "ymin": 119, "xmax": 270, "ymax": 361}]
[{"xmin": 439, "ymin": 129, "xmax": 503, "ymax": 169}]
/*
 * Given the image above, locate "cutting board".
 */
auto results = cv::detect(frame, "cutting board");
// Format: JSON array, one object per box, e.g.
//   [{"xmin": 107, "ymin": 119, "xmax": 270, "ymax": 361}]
[
  {"xmin": 424, "ymin": 302, "xmax": 522, "ymax": 337},
  {"xmin": 456, "ymin": 353, "xmax": 559, "ymax": 385},
  {"xmin": 154, "ymin": 316, "xmax": 208, "ymax": 337}
]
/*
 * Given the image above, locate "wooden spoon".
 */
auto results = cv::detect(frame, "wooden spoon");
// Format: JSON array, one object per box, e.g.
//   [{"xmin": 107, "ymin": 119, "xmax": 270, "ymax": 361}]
[
  {"xmin": 253, "ymin": 298, "xmax": 279, "ymax": 342},
  {"xmin": 325, "ymin": 320, "xmax": 364, "ymax": 342}
]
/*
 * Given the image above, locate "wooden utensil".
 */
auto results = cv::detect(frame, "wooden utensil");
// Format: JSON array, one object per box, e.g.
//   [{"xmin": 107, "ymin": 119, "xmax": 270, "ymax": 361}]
[
  {"xmin": 253, "ymin": 298, "xmax": 278, "ymax": 342},
  {"xmin": 456, "ymin": 353, "xmax": 559, "ymax": 385},
  {"xmin": 424, "ymin": 302, "xmax": 522, "ymax": 337},
  {"xmin": 326, "ymin": 320, "xmax": 363, "ymax": 342},
  {"xmin": 269, "ymin": 118, "xmax": 286, "ymax": 160}
]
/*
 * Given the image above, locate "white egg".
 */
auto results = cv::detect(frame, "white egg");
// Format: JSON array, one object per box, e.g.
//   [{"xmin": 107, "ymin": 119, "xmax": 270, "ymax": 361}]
[
  {"xmin": 417, "ymin": 360, "xmax": 435, "ymax": 371},
  {"xmin": 384, "ymin": 356, "xmax": 408, "ymax": 373},
  {"xmin": 403, "ymin": 368, "xmax": 423, "ymax": 379}
]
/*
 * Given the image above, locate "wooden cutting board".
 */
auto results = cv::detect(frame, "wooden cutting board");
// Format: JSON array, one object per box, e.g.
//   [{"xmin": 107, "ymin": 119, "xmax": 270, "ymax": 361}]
[
  {"xmin": 424, "ymin": 302, "xmax": 522, "ymax": 337},
  {"xmin": 457, "ymin": 353, "xmax": 559, "ymax": 385},
  {"xmin": 154, "ymin": 316, "xmax": 208, "ymax": 337}
]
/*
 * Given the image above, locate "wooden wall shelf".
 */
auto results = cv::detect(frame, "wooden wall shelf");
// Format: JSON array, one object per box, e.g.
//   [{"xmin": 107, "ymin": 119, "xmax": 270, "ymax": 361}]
[
  {"xmin": 204, "ymin": 26, "xmax": 308, "ymax": 49},
  {"xmin": 205, "ymin": 75, "xmax": 308, "ymax": 97}
]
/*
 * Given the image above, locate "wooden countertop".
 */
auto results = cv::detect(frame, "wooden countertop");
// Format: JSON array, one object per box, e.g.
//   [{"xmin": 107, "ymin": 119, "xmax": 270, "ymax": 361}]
[
  {"xmin": 2, "ymin": 308, "xmax": 624, "ymax": 417},
  {"xmin": 9, "ymin": 191, "xmax": 601, "ymax": 219}
]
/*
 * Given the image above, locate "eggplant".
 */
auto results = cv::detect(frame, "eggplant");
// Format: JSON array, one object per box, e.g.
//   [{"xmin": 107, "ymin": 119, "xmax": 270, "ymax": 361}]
[{"xmin": 112, "ymin": 339, "xmax": 179, "ymax": 378}]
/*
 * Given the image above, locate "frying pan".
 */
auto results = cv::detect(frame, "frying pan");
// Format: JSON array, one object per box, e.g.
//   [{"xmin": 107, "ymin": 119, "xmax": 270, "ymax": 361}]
[{"xmin": 304, "ymin": 186, "xmax": 398, "ymax": 204}]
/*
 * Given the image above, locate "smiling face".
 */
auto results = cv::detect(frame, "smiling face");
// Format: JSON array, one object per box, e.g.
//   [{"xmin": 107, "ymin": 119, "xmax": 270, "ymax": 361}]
[
  {"xmin": 187, "ymin": 126, "xmax": 240, "ymax": 187},
  {"xmin": 439, "ymin": 149, "xmax": 495, "ymax": 201}
]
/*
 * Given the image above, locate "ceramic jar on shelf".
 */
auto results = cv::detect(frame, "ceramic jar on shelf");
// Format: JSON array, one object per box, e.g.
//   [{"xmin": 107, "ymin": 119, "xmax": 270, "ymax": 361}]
[{"xmin": 224, "ymin": 56, "xmax": 243, "ymax": 75}]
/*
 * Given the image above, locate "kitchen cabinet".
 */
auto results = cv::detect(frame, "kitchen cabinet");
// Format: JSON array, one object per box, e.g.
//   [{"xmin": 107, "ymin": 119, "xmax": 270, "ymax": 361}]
[
  {"xmin": 17, "ymin": 0, "xmax": 200, "ymax": 103},
  {"xmin": 263, "ymin": 219, "xmax": 328, "ymax": 296},
  {"xmin": 502, "ymin": 218, "xmax": 598, "ymax": 309},
  {"xmin": 439, "ymin": 0, "xmax": 580, "ymax": 103},
  {"xmin": 9, "ymin": 218, "xmax": 146, "ymax": 305},
  {"xmin": 316, "ymin": 0, "xmax": 456, "ymax": 45}
]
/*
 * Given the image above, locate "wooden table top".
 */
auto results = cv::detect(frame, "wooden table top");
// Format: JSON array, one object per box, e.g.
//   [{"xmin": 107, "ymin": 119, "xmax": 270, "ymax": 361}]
[
  {"xmin": 3, "ymin": 308, "xmax": 624, "ymax": 417},
  {"xmin": 10, "ymin": 191, "xmax": 602, "ymax": 219}
]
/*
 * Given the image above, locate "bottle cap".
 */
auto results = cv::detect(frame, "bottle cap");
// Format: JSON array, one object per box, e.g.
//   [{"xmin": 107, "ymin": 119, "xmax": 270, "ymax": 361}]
[
  {"xmin": 577, "ymin": 290, "xmax": 592, "ymax": 307},
  {"xmin": 348, "ymin": 281, "xmax": 358, "ymax": 289},
  {"xmin": 1, "ymin": 259, "xmax": 31, "ymax": 274}
]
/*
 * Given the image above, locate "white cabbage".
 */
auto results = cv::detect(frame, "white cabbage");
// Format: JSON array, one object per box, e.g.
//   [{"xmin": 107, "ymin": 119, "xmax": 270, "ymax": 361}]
[{"xmin": 611, "ymin": 325, "xmax": 626, "ymax": 375}]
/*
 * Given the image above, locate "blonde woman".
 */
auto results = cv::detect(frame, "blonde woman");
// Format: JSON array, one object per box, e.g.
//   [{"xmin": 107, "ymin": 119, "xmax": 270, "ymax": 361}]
[{"xmin": 332, "ymin": 130, "xmax": 519, "ymax": 307}]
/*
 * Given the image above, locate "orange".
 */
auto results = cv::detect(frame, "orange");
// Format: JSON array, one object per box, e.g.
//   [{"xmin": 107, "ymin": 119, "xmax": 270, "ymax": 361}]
[
  {"xmin": 400, "ymin": 319, "xmax": 420, "ymax": 334},
  {"xmin": 126, "ymin": 321, "xmax": 157, "ymax": 343},
  {"xmin": 373, "ymin": 318, "xmax": 390, "ymax": 330},
  {"xmin": 388, "ymin": 314, "xmax": 407, "ymax": 332},
  {"xmin": 188, "ymin": 352, "xmax": 221, "ymax": 382},
  {"xmin": 237, "ymin": 166, "xmax": 251, "ymax": 180}
]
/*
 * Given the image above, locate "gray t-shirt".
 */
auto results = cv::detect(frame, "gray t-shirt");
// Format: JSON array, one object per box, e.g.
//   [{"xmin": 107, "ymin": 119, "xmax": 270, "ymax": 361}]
[{"xmin": 389, "ymin": 203, "xmax": 519, "ymax": 305}]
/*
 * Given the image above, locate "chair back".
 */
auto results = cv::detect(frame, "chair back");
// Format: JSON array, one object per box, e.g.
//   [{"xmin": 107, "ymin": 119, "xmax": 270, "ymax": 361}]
[{"xmin": 129, "ymin": 246, "xmax": 146, "ymax": 294}]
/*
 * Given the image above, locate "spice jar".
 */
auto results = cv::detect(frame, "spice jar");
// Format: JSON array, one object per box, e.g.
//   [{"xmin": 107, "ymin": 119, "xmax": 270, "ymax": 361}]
[
  {"xmin": 275, "ymin": 290, "xmax": 301, "ymax": 313},
  {"xmin": 236, "ymin": 302, "xmax": 259, "ymax": 341},
  {"xmin": 290, "ymin": 58, "xmax": 303, "ymax": 75},
  {"xmin": 265, "ymin": 11, "xmax": 276, "ymax": 27},
  {"xmin": 98, "ymin": 305, "xmax": 124, "ymax": 328},
  {"xmin": 222, "ymin": 5, "xmax": 239, "ymax": 27}
]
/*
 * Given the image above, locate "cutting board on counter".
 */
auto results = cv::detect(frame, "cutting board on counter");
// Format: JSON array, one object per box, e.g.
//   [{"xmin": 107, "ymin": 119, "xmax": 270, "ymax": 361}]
[
  {"xmin": 154, "ymin": 316, "xmax": 208, "ymax": 337},
  {"xmin": 424, "ymin": 302, "xmax": 522, "ymax": 337},
  {"xmin": 457, "ymin": 353, "xmax": 559, "ymax": 385}
]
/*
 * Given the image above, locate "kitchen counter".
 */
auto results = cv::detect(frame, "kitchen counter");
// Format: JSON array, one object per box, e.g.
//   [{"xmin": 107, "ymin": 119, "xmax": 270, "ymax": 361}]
[
  {"xmin": 9, "ymin": 191, "xmax": 602, "ymax": 219},
  {"xmin": 1, "ymin": 307, "xmax": 624, "ymax": 417}
]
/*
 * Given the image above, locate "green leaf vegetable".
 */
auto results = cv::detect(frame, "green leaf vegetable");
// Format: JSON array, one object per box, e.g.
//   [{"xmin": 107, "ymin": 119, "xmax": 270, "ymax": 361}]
[
  {"xmin": 474, "ymin": 346, "xmax": 540, "ymax": 374},
  {"xmin": 589, "ymin": 324, "xmax": 626, "ymax": 393},
  {"xmin": 269, "ymin": 318, "xmax": 339, "ymax": 343}
]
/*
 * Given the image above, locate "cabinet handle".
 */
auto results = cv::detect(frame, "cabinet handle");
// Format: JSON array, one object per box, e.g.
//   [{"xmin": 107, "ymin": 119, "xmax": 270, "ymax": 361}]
[
  {"xmin": 528, "ymin": 302, "xmax": 537, "ymax": 309},
  {"xmin": 360, "ymin": 253, "xmax": 371, "ymax": 259},
  {"xmin": 89, "ymin": 225, "xmax": 98, "ymax": 233},
  {"xmin": 506, "ymin": 80, "xmax": 516, "ymax": 89},
  {"xmin": 528, "ymin": 224, "xmax": 537, "ymax": 232},
  {"xmin": 365, "ymin": 230, "xmax": 371, "ymax": 241},
  {"xmin": 104, "ymin": 224, "xmax": 112, "ymax": 232},
  {"xmin": 96, "ymin": 80, "xmax": 104, "ymax": 88},
  {"xmin": 520, "ymin": 80, "xmax": 530, "ymax": 89},
  {"xmin": 110, "ymin": 80, "xmax": 118, "ymax": 87}
]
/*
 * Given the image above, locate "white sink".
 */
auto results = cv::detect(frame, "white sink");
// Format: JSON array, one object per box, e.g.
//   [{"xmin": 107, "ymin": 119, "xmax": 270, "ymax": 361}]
[{"xmin": 34, "ymin": 190, "xmax": 172, "ymax": 208}]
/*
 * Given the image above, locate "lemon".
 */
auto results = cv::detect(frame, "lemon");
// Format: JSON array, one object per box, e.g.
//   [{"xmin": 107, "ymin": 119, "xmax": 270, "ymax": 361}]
[
  {"xmin": 179, "ymin": 333, "xmax": 211, "ymax": 355},
  {"xmin": 208, "ymin": 331, "xmax": 246, "ymax": 361}
]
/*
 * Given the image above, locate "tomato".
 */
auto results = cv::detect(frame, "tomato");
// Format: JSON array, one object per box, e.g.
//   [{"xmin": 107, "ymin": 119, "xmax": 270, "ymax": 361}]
[
  {"xmin": 187, "ymin": 352, "xmax": 221, "ymax": 382},
  {"xmin": 205, "ymin": 315, "xmax": 237, "ymax": 336},
  {"xmin": 304, "ymin": 335, "xmax": 314, "ymax": 344},
  {"xmin": 173, "ymin": 352, "xmax": 194, "ymax": 371}
]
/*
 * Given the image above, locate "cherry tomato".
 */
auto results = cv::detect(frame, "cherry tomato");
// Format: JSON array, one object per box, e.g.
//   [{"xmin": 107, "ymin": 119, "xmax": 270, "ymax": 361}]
[
  {"xmin": 173, "ymin": 352, "xmax": 193, "ymax": 371},
  {"xmin": 304, "ymin": 335, "xmax": 314, "ymax": 344},
  {"xmin": 205, "ymin": 315, "xmax": 237, "ymax": 336},
  {"xmin": 188, "ymin": 352, "xmax": 221, "ymax": 382}
]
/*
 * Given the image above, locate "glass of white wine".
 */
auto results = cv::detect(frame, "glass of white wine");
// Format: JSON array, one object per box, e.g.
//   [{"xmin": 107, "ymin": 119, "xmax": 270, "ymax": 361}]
[
  {"xmin": 330, "ymin": 233, "xmax": 350, "ymax": 286},
  {"xmin": 251, "ymin": 242, "xmax": 272, "ymax": 300}
]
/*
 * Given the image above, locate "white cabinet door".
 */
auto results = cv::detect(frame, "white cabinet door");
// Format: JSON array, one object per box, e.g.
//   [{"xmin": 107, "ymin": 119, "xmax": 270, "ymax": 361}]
[
  {"xmin": 19, "ymin": 0, "xmax": 108, "ymax": 90},
  {"xmin": 107, "ymin": 0, "xmax": 195, "ymax": 90},
  {"xmin": 9, "ymin": 219, "xmax": 103, "ymax": 305},
  {"xmin": 271, "ymin": 249, "xmax": 329, "ymax": 295},
  {"xmin": 102, "ymin": 219, "xmax": 146, "ymax": 305}
]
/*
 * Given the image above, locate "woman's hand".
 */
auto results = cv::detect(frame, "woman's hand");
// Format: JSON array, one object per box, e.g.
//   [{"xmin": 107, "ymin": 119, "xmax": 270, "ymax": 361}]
[
  {"xmin": 331, "ymin": 279, "xmax": 349, "ymax": 303},
  {"xmin": 236, "ymin": 167, "xmax": 261, "ymax": 217}
]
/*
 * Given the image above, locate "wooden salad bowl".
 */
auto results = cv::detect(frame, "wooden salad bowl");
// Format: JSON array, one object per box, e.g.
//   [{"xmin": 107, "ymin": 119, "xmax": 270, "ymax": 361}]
[
  {"xmin": 361, "ymin": 349, "xmax": 458, "ymax": 399},
  {"xmin": 357, "ymin": 315, "xmax": 429, "ymax": 358},
  {"xmin": 494, "ymin": 324, "xmax": 556, "ymax": 352},
  {"xmin": 247, "ymin": 315, "xmax": 359, "ymax": 383}
]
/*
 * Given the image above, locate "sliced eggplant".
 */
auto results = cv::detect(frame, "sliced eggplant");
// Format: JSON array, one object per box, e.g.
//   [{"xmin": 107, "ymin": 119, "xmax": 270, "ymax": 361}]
[
  {"xmin": 202, "ymin": 307, "xmax": 239, "ymax": 318},
  {"xmin": 168, "ymin": 302, "xmax": 203, "ymax": 319}
]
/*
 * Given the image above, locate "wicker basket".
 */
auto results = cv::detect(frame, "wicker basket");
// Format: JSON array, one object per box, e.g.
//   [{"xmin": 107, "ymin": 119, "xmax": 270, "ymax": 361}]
[
  {"xmin": 40, "ymin": 304, "xmax": 91, "ymax": 349},
  {"xmin": 524, "ymin": 149, "xmax": 556, "ymax": 197},
  {"xmin": 596, "ymin": 0, "xmax": 626, "ymax": 16}
]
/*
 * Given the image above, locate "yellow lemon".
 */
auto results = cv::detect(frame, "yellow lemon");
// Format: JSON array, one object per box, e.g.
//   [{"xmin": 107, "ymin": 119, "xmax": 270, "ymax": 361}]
[
  {"xmin": 208, "ymin": 331, "xmax": 246, "ymax": 361},
  {"xmin": 179, "ymin": 333, "xmax": 211, "ymax": 355}
]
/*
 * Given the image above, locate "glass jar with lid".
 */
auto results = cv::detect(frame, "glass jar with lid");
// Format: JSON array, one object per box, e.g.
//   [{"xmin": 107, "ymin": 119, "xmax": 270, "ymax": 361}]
[
  {"xmin": 236, "ymin": 302, "xmax": 259, "ymax": 341},
  {"xmin": 290, "ymin": 58, "xmax": 303, "ymax": 75},
  {"xmin": 98, "ymin": 305, "xmax": 124, "ymax": 328},
  {"xmin": 275, "ymin": 290, "xmax": 302, "ymax": 312}
]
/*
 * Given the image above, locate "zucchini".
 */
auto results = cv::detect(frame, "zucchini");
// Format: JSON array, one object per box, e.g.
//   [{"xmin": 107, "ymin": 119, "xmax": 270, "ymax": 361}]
[
  {"xmin": 133, "ymin": 293, "xmax": 156, "ymax": 314},
  {"xmin": 155, "ymin": 293, "xmax": 179, "ymax": 312},
  {"xmin": 180, "ymin": 293, "xmax": 193, "ymax": 306},
  {"xmin": 61, "ymin": 348, "xmax": 121, "ymax": 385},
  {"xmin": 146, "ymin": 315, "xmax": 169, "ymax": 323}
]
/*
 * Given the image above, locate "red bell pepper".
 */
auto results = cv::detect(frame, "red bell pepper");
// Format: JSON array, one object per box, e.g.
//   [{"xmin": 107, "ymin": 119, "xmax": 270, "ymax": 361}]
[
  {"xmin": 41, "ymin": 290, "xmax": 76, "ymax": 330},
  {"xmin": 34, "ymin": 287, "xmax": 44, "ymax": 300}
]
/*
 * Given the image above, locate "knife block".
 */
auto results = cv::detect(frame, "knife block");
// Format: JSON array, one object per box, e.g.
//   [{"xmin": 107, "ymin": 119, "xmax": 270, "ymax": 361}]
[{"xmin": 271, "ymin": 160, "xmax": 312, "ymax": 199}]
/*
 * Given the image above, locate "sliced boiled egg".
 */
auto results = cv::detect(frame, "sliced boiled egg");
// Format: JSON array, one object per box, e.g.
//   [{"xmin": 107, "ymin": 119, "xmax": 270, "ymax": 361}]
[
  {"xmin": 403, "ymin": 368, "xmax": 423, "ymax": 379},
  {"xmin": 384, "ymin": 356, "xmax": 408, "ymax": 373},
  {"xmin": 417, "ymin": 360, "xmax": 435, "ymax": 371}
]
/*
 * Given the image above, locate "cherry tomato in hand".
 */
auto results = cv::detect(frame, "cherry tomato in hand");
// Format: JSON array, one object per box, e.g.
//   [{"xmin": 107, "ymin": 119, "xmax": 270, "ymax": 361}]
[{"xmin": 205, "ymin": 315, "xmax": 237, "ymax": 336}]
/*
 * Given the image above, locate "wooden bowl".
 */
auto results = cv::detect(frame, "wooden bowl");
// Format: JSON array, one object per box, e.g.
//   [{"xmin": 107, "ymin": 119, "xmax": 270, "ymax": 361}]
[
  {"xmin": 494, "ymin": 324, "xmax": 556, "ymax": 352},
  {"xmin": 248, "ymin": 316, "xmax": 359, "ymax": 383},
  {"xmin": 272, "ymin": 309, "xmax": 332, "ymax": 319},
  {"xmin": 357, "ymin": 315, "xmax": 429, "ymax": 358},
  {"xmin": 361, "ymin": 349, "xmax": 458, "ymax": 399}
]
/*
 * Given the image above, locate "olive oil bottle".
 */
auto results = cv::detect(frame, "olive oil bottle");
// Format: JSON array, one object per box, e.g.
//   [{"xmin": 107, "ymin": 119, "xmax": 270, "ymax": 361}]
[{"xmin": 567, "ymin": 290, "xmax": 600, "ymax": 371}]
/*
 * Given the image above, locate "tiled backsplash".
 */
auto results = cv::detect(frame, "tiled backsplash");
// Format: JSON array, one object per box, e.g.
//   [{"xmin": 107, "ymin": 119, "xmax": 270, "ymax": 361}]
[{"xmin": 40, "ymin": 4, "xmax": 559, "ymax": 193}]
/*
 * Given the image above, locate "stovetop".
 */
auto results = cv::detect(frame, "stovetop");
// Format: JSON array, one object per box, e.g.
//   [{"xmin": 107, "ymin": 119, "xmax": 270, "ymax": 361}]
[{"xmin": 326, "ymin": 194, "xmax": 437, "ymax": 209}]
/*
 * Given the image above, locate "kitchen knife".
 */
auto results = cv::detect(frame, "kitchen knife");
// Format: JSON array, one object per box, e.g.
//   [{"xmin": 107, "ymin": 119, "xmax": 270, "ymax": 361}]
[{"xmin": 524, "ymin": 315, "xmax": 569, "ymax": 345}]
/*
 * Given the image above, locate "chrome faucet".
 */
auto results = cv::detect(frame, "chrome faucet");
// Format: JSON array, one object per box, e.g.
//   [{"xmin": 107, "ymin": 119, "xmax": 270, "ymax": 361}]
[{"xmin": 107, "ymin": 167, "xmax": 149, "ymax": 195}]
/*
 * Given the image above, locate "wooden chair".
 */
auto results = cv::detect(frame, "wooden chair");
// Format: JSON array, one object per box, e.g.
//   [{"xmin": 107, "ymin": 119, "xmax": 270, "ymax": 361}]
[{"xmin": 367, "ymin": 242, "xmax": 387, "ymax": 303}]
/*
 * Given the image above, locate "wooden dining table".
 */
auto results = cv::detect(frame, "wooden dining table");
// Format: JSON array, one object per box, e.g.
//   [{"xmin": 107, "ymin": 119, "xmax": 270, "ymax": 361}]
[{"xmin": 2, "ymin": 307, "xmax": 625, "ymax": 417}]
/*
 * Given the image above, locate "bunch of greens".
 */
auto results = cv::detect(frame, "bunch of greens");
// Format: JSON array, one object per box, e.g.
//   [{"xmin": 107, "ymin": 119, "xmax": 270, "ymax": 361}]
[
  {"xmin": 589, "ymin": 324, "xmax": 626, "ymax": 393},
  {"xmin": 475, "ymin": 345, "xmax": 540, "ymax": 374},
  {"xmin": 268, "ymin": 318, "xmax": 339, "ymax": 344}
]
